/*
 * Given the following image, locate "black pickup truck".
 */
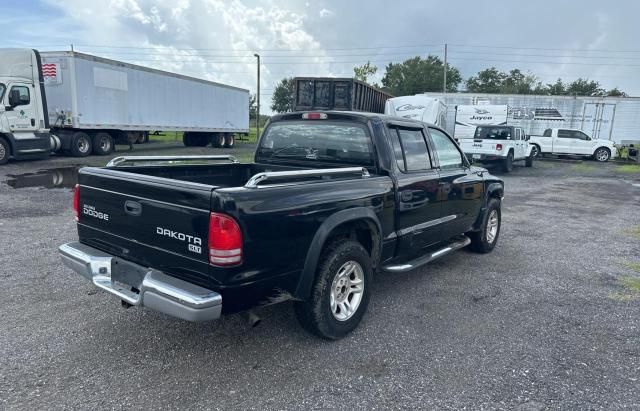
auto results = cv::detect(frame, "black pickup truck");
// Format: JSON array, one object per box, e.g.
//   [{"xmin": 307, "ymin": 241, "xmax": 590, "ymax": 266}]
[{"xmin": 59, "ymin": 111, "xmax": 504, "ymax": 339}]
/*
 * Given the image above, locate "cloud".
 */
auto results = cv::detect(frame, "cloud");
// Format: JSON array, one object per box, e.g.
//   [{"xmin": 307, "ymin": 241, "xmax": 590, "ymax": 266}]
[{"xmin": 319, "ymin": 8, "xmax": 333, "ymax": 18}]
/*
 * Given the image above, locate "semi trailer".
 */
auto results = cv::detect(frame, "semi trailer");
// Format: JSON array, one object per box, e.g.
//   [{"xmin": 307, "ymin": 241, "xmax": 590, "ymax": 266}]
[{"xmin": 0, "ymin": 49, "xmax": 249, "ymax": 165}]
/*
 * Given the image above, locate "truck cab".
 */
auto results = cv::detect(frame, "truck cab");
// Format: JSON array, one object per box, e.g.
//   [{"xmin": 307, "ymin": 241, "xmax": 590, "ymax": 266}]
[
  {"xmin": 458, "ymin": 125, "xmax": 534, "ymax": 172},
  {"xmin": 0, "ymin": 49, "xmax": 51, "ymax": 164}
]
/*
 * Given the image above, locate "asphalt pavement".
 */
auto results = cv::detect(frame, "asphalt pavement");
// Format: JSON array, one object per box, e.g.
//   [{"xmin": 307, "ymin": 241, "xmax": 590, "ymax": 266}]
[{"xmin": 1, "ymin": 146, "xmax": 639, "ymax": 410}]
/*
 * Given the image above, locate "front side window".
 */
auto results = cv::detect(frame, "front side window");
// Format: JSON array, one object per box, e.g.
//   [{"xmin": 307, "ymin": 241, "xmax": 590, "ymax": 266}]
[
  {"xmin": 429, "ymin": 128, "xmax": 463, "ymax": 169},
  {"xmin": 0, "ymin": 84, "xmax": 5, "ymax": 102},
  {"xmin": 543, "ymin": 129, "xmax": 552, "ymax": 137},
  {"xmin": 397, "ymin": 128, "xmax": 430, "ymax": 171},
  {"xmin": 574, "ymin": 131, "xmax": 589, "ymax": 140},
  {"xmin": 9, "ymin": 85, "xmax": 30, "ymax": 106},
  {"xmin": 257, "ymin": 121, "xmax": 374, "ymax": 166}
]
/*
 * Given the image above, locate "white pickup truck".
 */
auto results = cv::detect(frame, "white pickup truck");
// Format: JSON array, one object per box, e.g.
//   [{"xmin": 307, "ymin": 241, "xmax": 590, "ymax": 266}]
[
  {"xmin": 459, "ymin": 125, "xmax": 534, "ymax": 172},
  {"xmin": 528, "ymin": 128, "xmax": 617, "ymax": 162}
]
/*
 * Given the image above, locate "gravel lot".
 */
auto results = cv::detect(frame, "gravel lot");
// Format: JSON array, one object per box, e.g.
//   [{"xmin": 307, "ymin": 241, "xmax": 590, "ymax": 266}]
[{"xmin": 1, "ymin": 144, "xmax": 639, "ymax": 410}]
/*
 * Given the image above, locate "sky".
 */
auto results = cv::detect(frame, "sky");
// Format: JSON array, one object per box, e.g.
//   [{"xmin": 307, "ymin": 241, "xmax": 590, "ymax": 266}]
[{"xmin": 5, "ymin": 0, "xmax": 640, "ymax": 113}]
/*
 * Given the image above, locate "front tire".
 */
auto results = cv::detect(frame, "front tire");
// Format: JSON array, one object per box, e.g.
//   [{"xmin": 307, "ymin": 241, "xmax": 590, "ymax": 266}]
[
  {"xmin": 468, "ymin": 197, "xmax": 501, "ymax": 253},
  {"xmin": 0, "ymin": 138, "xmax": 9, "ymax": 165},
  {"xmin": 210, "ymin": 133, "xmax": 225, "ymax": 148},
  {"xmin": 594, "ymin": 147, "xmax": 610, "ymax": 162},
  {"xmin": 531, "ymin": 144, "xmax": 541, "ymax": 158},
  {"xmin": 294, "ymin": 239, "xmax": 372, "ymax": 340},
  {"xmin": 501, "ymin": 151, "xmax": 514, "ymax": 172},
  {"xmin": 70, "ymin": 132, "xmax": 92, "ymax": 157}
]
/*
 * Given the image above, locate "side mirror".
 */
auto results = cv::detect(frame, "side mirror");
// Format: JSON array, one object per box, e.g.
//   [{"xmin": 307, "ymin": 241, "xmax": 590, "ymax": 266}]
[
  {"xmin": 586, "ymin": 136, "xmax": 592, "ymax": 141},
  {"xmin": 8, "ymin": 89, "xmax": 21, "ymax": 107},
  {"xmin": 525, "ymin": 135, "xmax": 530, "ymax": 141}
]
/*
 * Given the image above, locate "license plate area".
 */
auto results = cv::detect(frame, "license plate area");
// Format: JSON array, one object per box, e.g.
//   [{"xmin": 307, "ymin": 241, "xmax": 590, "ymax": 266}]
[
  {"xmin": 111, "ymin": 257, "xmax": 147, "ymax": 290},
  {"xmin": 472, "ymin": 154, "xmax": 481, "ymax": 159}
]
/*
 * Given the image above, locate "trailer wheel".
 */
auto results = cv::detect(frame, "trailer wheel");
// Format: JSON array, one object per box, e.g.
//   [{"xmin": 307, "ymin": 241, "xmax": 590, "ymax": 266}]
[
  {"xmin": 193, "ymin": 134, "xmax": 209, "ymax": 147},
  {"xmin": 70, "ymin": 132, "xmax": 92, "ymax": 157},
  {"xmin": 92, "ymin": 132, "xmax": 114, "ymax": 155},
  {"xmin": 0, "ymin": 137, "xmax": 10, "ymax": 165},
  {"xmin": 183, "ymin": 132, "xmax": 195, "ymax": 147},
  {"xmin": 210, "ymin": 133, "xmax": 225, "ymax": 148},
  {"xmin": 224, "ymin": 133, "xmax": 235, "ymax": 148}
]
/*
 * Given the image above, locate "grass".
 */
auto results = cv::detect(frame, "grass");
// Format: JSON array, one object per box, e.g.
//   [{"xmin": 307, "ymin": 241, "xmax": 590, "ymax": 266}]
[
  {"xmin": 624, "ymin": 225, "xmax": 640, "ymax": 240},
  {"xmin": 623, "ymin": 261, "xmax": 640, "ymax": 273},
  {"xmin": 616, "ymin": 164, "xmax": 640, "ymax": 174},
  {"xmin": 609, "ymin": 274, "xmax": 640, "ymax": 302},
  {"xmin": 571, "ymin": 162, "xmax": 595, "ymax": 172}
]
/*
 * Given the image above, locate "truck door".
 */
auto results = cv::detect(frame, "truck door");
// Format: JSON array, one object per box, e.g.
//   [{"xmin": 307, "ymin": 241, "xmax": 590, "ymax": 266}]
[
  {"xmin": 572, "ymin": 130, "xmax": 594, "ymax": 155},
  {"xmin": 427, "ymin": 127, "xmax": 484, "ymax": 239},
  {"xmin": 4, "ymin": 84, "xmax": 38, "ymax": 134},
  {"xmin": 387, "ymin": 125, "xmax": 442, "ymax": 252}
]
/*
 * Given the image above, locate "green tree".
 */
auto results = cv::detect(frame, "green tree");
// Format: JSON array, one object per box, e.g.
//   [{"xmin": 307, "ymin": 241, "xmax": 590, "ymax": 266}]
[
  {"xmin": 467, "ymin": 68, "xmax": 538, "ymax": 94},
  {"xmin": 565, "ymin": 78, "xmax": 605, "ymax": 96},
  {"xmin": 249, "ymin": 94, "xmax": 257, "ymax": 119},
  {"xmin": 353, "ymin": 61, "xmax": 378, "ymax": 82},
  {"xmin": 270, "ymin": 77, "xmax": 295, "ymax": 113},
  {"xmin": 606, "ymin": 87, "xmax": 627, "ymax": 97},
  {"xmin": 545, "ymin": 79, "xmax": 566, "ymax": 95},
  {"xmin": 466, "ymin": 67, "xmax": 506, "ymax": 93},
  {"xmin": 381, "ymin": 56, "xmax": 461, "ymax": 95}
]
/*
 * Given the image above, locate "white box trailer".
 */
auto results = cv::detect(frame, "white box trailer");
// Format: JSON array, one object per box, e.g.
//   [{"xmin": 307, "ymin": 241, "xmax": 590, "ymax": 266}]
[
  {"xmin": 453, "ymin": 104, "xmax": 508, "ymax": 140},
  {"xmin": 0, "ymin": 49, "xmax": 249, "ymax": 164}
]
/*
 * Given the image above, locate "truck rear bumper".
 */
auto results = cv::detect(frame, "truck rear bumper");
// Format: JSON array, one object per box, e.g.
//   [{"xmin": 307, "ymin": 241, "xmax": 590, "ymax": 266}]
[{"xmin": 59, "ymin": 242, "xmax": 222, "ymax": 322}]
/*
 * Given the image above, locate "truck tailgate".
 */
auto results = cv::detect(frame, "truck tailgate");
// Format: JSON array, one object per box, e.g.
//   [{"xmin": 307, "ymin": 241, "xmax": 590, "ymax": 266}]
[
  {"xmin": 76, "ymin": 167, "xmax": 213, "ymax": 287},
  {"xmin": 459, "ymin": 138, "xmax": 501, "ymax": 155}
]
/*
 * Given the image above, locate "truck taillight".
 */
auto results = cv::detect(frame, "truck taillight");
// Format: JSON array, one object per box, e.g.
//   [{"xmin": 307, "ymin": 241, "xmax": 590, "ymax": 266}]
[
  {"xmin": 496, "ymin": 144, "xmax": 503, "ymax": 151},
  {"xmin": 73, "ymin": 184, "xmax": 80, "ymax": 222},
  {"xmin": 208, "ymin": 213, "xmax": 242, "ymax": 266}
]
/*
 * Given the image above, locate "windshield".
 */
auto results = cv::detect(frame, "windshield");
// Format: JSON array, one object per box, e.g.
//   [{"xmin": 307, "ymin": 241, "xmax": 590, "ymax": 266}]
[
  {"xmin": 475, "ymin": 126, "xmax": 513, "ymax": 140},
  {"xmin": 257, "ymin": 121, "xmax": 374, "ymax": 166},
  {"xmin": 0, "ymin": 84, "xmax": 5, "ymax": 102}
]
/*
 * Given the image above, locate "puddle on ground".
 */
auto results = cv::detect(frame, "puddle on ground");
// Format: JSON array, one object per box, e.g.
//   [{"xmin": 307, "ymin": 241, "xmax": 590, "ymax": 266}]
[{"xmin": 5, "ymin": 166, "xmax": 82, "ymax": 189}]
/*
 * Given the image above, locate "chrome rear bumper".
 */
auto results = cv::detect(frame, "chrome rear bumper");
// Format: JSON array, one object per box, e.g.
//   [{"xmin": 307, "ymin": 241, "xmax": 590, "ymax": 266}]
[{"xmin": 59, "ymin": 242, "xmax": 222, "ymax": 322}]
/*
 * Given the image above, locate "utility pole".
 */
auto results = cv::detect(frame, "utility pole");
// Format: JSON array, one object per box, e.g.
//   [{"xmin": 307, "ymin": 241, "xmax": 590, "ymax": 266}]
[
  {"xmin": 254, "ymin": 53, "xmax": 261, "ymax": 139},
  {"xmin": 443, "ymin": 43, "xmax": 448, "ymax": 94},
  {"xmin": 70, "ymin": 43, "xmax": 74, "ymax": 52}
]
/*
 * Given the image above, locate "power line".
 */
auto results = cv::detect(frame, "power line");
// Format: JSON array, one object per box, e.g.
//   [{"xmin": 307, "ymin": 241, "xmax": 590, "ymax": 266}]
[{"xmin": 449, "ymin": 44, "xmax": 640, "ymax": 53}]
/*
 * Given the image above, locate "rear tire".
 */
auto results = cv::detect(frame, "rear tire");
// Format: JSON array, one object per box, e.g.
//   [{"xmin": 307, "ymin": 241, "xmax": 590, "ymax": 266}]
[
  {"xmin": 224, "ymin": 133, "xmax": 235, "ymax": 148},
  {"xmin": 183, "ymin": 132, "xmax": 195, "ymax": 147},
  {"xmin": 91, "ymin": 132, "xmax": 114, "ymax": 155},
  {"xmin": 70, "ymin": 132, "xmax": 92, "ymax": 157},
  {"xmin": 294, "ymin": 239, "xmax": 372, "ymax": 340},
  {"xmin": 0, "ymin": 138, "xmax": 10, "ymax": 165},
  {"xmin": 501, "ymin": 151, "xmax": 514, "ymax": 172},
  {"xmin": 469, "ymin": 197, "xmax": 501, "ymax": 254},
  {"xmin": 525, "ymin": 152, "xmax": 534, "ymax": 167}
]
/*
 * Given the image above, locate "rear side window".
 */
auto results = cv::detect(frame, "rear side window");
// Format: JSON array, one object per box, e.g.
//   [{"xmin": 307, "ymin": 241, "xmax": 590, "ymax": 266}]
[
  {"xmin": 543, "ymin": 129, "xmax": 552, "ymax": 137},
  {"xmin": 557, "ymin": 129, "xmax": 572, "ymax": 138},
  {"xmin": 395, "ymin": 128, "xmax": 431, "ymax": 171},
  {"xmin": 429, "ymin": 128, "xmax": 463, "ymax": 169}
]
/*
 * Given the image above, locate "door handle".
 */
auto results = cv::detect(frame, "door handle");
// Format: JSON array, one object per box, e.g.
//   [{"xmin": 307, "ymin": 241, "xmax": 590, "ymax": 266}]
[{"xmin": 31, "ymin": 118, "xmax": 35, "ymax": 126}]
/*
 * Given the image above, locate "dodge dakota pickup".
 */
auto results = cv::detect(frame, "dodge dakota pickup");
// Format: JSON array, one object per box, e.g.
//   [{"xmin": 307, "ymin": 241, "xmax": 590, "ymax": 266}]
[{"xmin": 59, "ymin": 111, "xmax": 504, "ymax": 339}]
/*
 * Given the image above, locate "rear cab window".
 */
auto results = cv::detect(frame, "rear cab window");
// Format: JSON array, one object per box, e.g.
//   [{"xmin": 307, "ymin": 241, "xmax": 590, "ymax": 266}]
[
  {"xmin": 256, "ymin": 121, "xmax": 374, "ymax": 167},
  {"xmin": 475, "ymin": 126, "xmax": 513, "ymax": 140}
]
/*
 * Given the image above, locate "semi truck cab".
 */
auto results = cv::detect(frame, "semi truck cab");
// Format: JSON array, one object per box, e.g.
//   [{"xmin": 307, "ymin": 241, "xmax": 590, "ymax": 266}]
[{"xmin": 0, "ymin": 48, "xmax": 51, "ymax": 164}]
